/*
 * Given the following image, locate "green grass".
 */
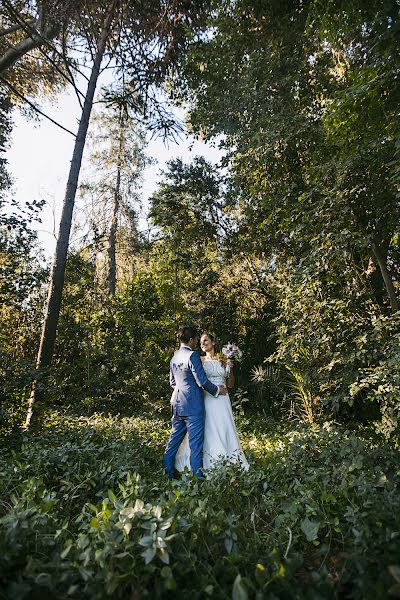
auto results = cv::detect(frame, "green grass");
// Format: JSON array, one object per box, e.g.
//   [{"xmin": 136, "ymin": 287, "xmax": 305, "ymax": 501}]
[{"xmin": 1, "ymin": 410, "xmax": 399, "ymax": 599}]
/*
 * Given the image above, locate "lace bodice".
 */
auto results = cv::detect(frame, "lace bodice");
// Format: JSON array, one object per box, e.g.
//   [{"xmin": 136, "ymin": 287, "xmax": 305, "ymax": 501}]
[{"xmin": 203, "ymin": 358, "xmax": 226, "ymax": 386}]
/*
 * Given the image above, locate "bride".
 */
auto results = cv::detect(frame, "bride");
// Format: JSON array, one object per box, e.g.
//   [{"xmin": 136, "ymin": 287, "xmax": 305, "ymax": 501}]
[{"xmin": 175, "ymin": 332, "xmax": 249, "ymax": 473}]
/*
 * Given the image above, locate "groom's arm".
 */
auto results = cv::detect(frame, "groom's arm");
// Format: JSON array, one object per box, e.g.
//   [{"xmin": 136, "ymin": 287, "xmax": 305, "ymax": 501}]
[{"xmin": 189, "ymin": 352, "xmax": 219, "ymax": 397}]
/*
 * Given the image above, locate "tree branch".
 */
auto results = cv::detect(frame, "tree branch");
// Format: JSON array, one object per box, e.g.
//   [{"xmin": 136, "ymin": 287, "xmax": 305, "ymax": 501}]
[
  {"xmin": 0, "ymin": 75, "xmax": 76, "ymax": 137},
  {"xmin": 0, "ymin": 20, "xmax": 34, "ymax": 37},
  {"xmin": 2, "ymin": 0, "xmax": 90, "ymax": 83}
]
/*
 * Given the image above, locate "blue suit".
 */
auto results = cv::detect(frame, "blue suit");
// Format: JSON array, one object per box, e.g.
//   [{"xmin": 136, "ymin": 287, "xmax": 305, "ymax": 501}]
[{"xmin": 163, "ymin": 345, "xmax": 219, "ymax": 478}]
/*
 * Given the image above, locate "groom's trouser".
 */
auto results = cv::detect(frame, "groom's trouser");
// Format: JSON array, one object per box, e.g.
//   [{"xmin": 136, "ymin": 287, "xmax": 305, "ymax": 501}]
[{"xmin": 163, "ymin": 414, "xmax": 204, "ymax": 479}]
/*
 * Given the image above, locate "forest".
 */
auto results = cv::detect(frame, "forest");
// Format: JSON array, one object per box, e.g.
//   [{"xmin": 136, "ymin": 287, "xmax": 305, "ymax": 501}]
[{"xmin": 1, "ymin": 0, "xmax": 400, "ymax": 598}]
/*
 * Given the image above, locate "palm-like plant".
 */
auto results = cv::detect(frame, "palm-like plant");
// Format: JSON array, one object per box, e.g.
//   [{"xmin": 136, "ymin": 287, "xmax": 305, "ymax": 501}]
[{"xmin": 250, "ymin": 361, "xmax": 315, "ymax": 424}]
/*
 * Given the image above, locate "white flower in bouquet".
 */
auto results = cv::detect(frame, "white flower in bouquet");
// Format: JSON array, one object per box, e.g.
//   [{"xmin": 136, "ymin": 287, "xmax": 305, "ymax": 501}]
[{"xmin": 221, "ymin": 342, "xmax": 243, "ymax": 377}]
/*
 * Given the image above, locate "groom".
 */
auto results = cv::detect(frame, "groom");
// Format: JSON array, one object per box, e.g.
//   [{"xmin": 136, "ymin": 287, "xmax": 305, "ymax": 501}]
[{"xmin": 163, "ymin": 326, "xmax": 227, "ymax": 479}]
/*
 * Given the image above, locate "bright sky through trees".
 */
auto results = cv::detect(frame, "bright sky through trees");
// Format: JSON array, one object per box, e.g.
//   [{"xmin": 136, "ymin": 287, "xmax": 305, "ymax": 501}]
[{"xmin": 7, "ymin": 86, "xmax": 223, "ymax": 258}]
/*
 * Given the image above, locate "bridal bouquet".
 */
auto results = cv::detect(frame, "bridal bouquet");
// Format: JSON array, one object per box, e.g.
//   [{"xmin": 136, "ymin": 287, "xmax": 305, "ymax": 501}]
[{"xmin": 221, "ymin": 342, "xmax": 243, "ymax": 377}]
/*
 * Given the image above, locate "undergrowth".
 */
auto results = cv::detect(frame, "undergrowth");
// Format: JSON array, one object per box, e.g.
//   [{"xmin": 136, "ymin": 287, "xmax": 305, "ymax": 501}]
[{"xmin": 0, "ymin": 411, "xmax": 399, "ymax": 599}]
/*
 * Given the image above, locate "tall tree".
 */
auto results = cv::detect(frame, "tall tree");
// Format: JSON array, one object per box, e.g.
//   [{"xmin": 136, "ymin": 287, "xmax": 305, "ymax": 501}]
[
  {"xmin": 25, "ymin": 1, "xmax": 118, "ymax": 427},
  {"xmin": 170, "ymin": 0, "xmax": 400, "ymax": 428},
  {"xmin": 25, "ymin": 0, "xmax": 212, "ymax": 427},
  {"xmin": 149, "ymin": 156, "xmax": 274, "ymax": 357},
  {"xmin": 174, "ymin": 0, "xmax": 399, "ymax": 311},
  {"xmin": 310, "ymin": 0, "xmax": 400, "ymax": 312},
  {"xmin": 79, "ymin": 100, "xmax": 149, "ymax": 296}
]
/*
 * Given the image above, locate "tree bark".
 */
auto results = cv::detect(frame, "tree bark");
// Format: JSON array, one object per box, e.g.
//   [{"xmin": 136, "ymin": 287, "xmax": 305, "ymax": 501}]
[
  {"xmin": 0, "ymin": 0, "xmax": 63, "ymax": 74},
  {"xmin": 107, "ymin": 170, "xmax": 120, "ymax": 295},
  {"xmin": 0, "ymin": 21, "xmax": 34, "ymax": 38},
  {"xmin": 107, "ymin": 109, "xmax": 124, "ymax": 296},
  {"xmin": 371, "ymin": 242, "xmax": 399, "ymax": 313},
  {"xmin": 25, "ymin": 3, "xmax": 117, "ymax": 428},
  {"xmin": 0, "ymin": 24, "xmax": 45, "ymax": 74},
  {"xmin": 0, "ymin": 1, "xmax": 61, "ymax": 76}
]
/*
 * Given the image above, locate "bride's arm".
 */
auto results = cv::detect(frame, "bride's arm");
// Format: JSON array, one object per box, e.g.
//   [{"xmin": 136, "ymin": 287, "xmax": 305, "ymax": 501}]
[{"xmin": 221, "ymin": 358, "xmax": 235, "ymax": 388}]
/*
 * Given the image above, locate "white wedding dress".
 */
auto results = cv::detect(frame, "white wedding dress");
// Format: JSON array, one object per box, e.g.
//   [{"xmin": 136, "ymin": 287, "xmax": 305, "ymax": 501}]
[{"xmin": 175, "ymin": 358, "xmax": 249, "ymax": 472}]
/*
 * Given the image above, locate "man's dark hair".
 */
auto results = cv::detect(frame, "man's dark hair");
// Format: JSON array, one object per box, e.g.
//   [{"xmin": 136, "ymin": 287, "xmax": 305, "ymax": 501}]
[{"xmin": 178, "ymin": 326, "xmax": 198, "ymax": 343}]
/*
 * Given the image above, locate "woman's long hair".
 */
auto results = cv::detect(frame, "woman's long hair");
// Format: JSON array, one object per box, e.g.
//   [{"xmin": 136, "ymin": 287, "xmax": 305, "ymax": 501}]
[{"xmin": 200, "ymin": 331, "xmax": 221, "ymax": 354}]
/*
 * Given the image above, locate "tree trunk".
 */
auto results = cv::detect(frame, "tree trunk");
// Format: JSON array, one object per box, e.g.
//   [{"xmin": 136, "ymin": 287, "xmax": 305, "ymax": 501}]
[
  {"xmin": 371, "ymin": 242, "xmax": 399, "ymax": 313},
  {"xmin": 25, "ymin": 4, "xmax": 117, "ymax": 428},
  {"xmin": 107, "ymin": 109, "xmax": 124, "ymax": 295},
  {"xmin": 0, "ymin": 2, "xmax": 61, "ymax": 76},
  {"xmin": 107, "ymin": 170, "xmax": 120, "ymax": 295},
  {"xmin": 0, "ymin": 21, "xmax": 34, "ymax": 38},
  {"xmin": 0, "ymin": 25, "xmax": 45, "ymax": 74}
]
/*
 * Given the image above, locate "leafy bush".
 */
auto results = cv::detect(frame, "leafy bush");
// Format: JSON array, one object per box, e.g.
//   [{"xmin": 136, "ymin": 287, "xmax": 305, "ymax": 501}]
[
  {"xmin": 0, "ymin": 224, "xmax": 46, "ymax": 426},
  {"xmin": 346, "ymin": 314, "xmax": 400, "ymax": 438},
  {"xmin": 268, "ymin": 269, "xmax": 400, "ymax": 436},
  {"xmin": 1, "ymin": 411, "xmax": 399, "ymax": 599},
  {"xmin": 49, "ymin": 260, "xmax": 173, "ymax": 414}
]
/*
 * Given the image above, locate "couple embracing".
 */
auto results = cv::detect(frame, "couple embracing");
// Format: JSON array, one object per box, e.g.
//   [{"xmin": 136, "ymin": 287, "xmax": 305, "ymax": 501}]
[{"xmin": 163, "ymin": 326, "xmax": 248, "ymax": 479}]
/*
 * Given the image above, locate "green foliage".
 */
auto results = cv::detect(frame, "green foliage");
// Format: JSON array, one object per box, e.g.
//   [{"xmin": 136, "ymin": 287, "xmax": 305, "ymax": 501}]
[
  {"xmin": 0, "ymin": 213, "xmax": 47, "ymax": 429},
  {"xmin": 0, "ymin": 93, "xmax": 12, "ymax": 200},
  {"xmin": 346, "ymin": 314, "xmax": 400, "ymax": 438},
  {"xmin": 265, "ymin": 271, "xmax": 400, "ymax": 436},
  {"xmin": 169, "ymin": 0, "xmax": 400, "ymax": 431},
  {"xmin": 0, "ymin": 411, "xmax": 399, "ymax": 598},
  {"xmin": 49, "ymin": 253, "xmax": 173, "ymax": 413},
  {"xmin": 148, "ymin": 156, "xmax": 276, "ymax": 387}
]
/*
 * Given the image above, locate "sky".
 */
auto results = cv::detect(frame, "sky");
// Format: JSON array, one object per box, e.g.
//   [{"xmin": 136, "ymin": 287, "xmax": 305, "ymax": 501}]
[{"xmin": 6, "ymin": 81, "xmax": 223, "ymax": 259}]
